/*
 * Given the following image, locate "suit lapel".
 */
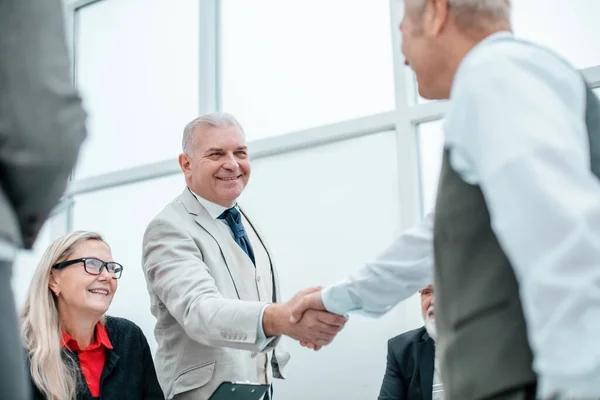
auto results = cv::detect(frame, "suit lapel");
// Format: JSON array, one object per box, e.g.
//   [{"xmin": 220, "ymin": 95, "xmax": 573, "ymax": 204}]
[
  {"xmin": 418, "ymin": 331, "xmax": 434, "ymax": 400},
  {"xmin": 239, "ymin": 206, "xmax": 288, "ymax": 376},
  {"xmin": 100, "ymin": 349, "xmax": 120, "ymax": 388},
  {"xmin": 179, "ymin": 188, "xmax": 247, "ymax": 300},
  {"xmin": 239, "ymin": 206, "xmax": 279, "ymax": 303}
]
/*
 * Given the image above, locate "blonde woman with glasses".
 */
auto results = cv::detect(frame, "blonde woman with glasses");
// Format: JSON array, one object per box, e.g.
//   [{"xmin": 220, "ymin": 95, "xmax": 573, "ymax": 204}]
[{"xmin": 21, "ymin": 231, "xmax": 163, "ymax": 400}]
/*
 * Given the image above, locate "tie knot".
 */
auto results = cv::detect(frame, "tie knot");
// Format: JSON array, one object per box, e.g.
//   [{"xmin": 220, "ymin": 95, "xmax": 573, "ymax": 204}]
[
  {"xmin": 217, "ymin": 206, "xmax": 255, "ymax": 266},
  {"xmin": 218, "ymin": 207, "xmax": 246, "ymax": 238},
  {"xmin": 218, "ymin": 207, "xmax": 240, "ymax": 222}
]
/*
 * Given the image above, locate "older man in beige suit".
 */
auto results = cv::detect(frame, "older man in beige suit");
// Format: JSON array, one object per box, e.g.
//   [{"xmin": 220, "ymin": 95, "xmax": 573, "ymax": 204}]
[{"xmin": 142, "ymin": 112, "xmax": 347, "ymax": 400}]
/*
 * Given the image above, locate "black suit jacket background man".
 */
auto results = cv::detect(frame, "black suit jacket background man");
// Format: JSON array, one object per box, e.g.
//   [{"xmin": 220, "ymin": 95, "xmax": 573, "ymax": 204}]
[{"xmin": 378, "ymin": 326, "xmax": 434, "ymax": 400}]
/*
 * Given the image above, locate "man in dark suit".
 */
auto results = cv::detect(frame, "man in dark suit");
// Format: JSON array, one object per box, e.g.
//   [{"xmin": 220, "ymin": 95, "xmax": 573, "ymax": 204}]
[
  {"xmin": 378, "ymin": 285, "xmax": 443, "ymax": 400},
  {"xmin": 0, "ymin": 0, "xmax": 86, "ymax": 398}
]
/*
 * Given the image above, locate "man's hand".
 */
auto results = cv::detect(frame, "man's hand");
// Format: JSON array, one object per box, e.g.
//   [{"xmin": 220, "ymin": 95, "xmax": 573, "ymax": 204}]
[
  {"xmin": 289, "ymin": 289, "xmax": 340, "ymax": 351},
  {"xmin": 285, "ymin": 309, "xmax": 346, "ymax": 347},
  {"xmin": 289, "ymin": 290, "xmax": 326, "ymax": 323},
  {"xmin": 262, "ymin": 287, "xmax": 346, "ymax": 349}
]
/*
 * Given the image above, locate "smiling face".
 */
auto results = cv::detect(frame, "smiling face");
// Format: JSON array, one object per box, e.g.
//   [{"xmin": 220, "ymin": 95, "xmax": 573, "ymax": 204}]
[
  {"xmin": 179, "ymin": 124, "xmax": 251, "ymax": 207},
  {"xmin": 49, "ymin": 239, "xmax": 117, "ymax": 320}
]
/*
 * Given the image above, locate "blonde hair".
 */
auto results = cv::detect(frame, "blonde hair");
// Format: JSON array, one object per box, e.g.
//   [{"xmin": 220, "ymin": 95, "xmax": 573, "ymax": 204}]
[{"xmin": 21, "ymin": 231, "xmax": 107, "ymax": 400}]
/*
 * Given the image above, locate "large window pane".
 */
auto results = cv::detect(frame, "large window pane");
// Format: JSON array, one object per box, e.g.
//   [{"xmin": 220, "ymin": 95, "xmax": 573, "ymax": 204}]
[
  {"xmin": 417, "ymin": 121, "xmax": 444, "ymax": 214},
  {"xmin": 71, "ymin": 174, "xmax": 186, "ymax": 353},
  {"xmin": 74, "ymin": 0, "xmax": 200, "ymax": 179},
  {"xmin": 513, "ymin": 0, "xmax": 600, "ymax": 69},
  {"xmin": 239, "ymin": 132, "xmax": 423, "ymax": 399},
  {"xmin": 221, "ymin": 0, "xmax": 395, "ymax": 140}
]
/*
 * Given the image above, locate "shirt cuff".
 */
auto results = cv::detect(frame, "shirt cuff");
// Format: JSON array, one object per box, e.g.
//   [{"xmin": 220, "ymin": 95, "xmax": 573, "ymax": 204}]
[
  {"xmin": 256, "ymin": 304, "xmax": 276, "ymax": 351},
  {"xmin": 321, "ymin": 282, "xmax": 361, "ymax": 316}
]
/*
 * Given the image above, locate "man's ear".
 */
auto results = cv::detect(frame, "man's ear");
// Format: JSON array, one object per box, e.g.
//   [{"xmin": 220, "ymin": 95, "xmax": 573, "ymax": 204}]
[
  {"xmin": 423, "ymin": 0, "xmax": 449, "ymax": 37},
  {"xmin": 178, "ymin": 153, "xmax": 191, "ymax": 174}
]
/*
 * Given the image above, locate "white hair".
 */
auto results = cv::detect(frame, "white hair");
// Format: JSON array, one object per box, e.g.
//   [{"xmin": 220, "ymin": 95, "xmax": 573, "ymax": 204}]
[
  {"xmin": 407, "ymin": 0, "xmax": 511, "ymax": 30},
  {"xmin": 21, "ymin": 231, "xmax": 108, "ymax": 400},
  {"xmin": 182, "ymin": 112, "xmax": 245, "ymax": 156}
]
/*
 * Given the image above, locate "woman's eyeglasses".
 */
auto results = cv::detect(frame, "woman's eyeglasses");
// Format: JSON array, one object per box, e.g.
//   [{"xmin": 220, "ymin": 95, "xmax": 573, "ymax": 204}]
[{"xmin": 52, "ymin": 257, "xmax": 123, "ymax": 279}]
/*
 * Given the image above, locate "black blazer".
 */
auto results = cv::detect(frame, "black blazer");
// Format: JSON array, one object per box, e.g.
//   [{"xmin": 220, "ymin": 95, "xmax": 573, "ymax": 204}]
[
  {"xmin": 378, "ymin": 326, "xmax": 435, "ymax": 400},
  {"xmin": 29, "ymin": 316, "xmax": 164, "ymax": 400}
]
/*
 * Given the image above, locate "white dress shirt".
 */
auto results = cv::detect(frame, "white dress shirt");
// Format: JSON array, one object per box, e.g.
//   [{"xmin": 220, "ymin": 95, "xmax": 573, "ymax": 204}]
[
  {"xmin": 190, "ymin": 190, "xmax": 274, "ymax": 350},
  {"xmin": 322, "ymin": 31, "xmax": 600, "ymax": 399},
  {"xmin": 432, "ymin": 357, "xmax": 444, "ymax": 400}
]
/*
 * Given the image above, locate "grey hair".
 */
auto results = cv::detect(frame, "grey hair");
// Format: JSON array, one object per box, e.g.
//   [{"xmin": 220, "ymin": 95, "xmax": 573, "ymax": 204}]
[
  {"xmin": 407, "ymin": 0, "xmax": 511, "ymax": 29},
  {"xmin": 182, "ymin": 112, "xmax": 245, "ymax": 155}
]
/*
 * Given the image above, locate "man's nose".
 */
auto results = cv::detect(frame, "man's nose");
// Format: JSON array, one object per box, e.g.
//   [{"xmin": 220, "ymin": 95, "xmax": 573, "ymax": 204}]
[{"xmin": 222, "ymin": 154, "xmax": 239, "ymax": 170}]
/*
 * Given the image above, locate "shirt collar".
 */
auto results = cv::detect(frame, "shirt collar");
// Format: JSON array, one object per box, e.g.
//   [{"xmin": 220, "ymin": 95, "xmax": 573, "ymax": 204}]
[
  {"xmin": 61, "ymin": 322, "xmax": 113, "ymax": 352},
  {"xmin": 189, "ymin": 189, "xmax": 237, "ymax": 220},
  {"xmin": 451, "ymin": 30, "xmax": 513, "ymax": 97},
  {"xmin": 466, "ymin": 30, "xmax": 513, "ymax": 57}
]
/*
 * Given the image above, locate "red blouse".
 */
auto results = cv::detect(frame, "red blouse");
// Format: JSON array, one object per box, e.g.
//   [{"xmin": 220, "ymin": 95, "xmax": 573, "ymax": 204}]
[{"xmin": 62, "ymin": 323, "xmax": 112, "ymax": 397}]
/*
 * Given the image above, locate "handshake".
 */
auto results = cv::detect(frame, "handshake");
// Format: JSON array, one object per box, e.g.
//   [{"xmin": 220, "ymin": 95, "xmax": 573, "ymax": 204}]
[{"xmin": 262, "ymin": 287, "xmax": 348, "ymax": 351}]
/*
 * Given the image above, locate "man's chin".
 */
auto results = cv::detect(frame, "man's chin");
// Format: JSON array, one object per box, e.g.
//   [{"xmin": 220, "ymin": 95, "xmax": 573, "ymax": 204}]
[{"xmin": 424, "ymin": 316, "xmax": 437, "ymax": 341}]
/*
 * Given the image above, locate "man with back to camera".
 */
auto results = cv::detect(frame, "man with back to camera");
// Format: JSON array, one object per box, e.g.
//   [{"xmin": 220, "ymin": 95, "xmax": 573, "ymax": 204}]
[
  {"xmin": 289, "ymin": 0, "xmax": 600, "ymax": 399},
  {"xmin": 1, "ymin": 0, "xmax": 87, "ymax": 398},
  {"xmin": 142, "ymin": 112, "xmax": 347, "ymax": 400},
  {"xmin": 378, "ymin": 285, "xmax": 443, "ymax": 400}
]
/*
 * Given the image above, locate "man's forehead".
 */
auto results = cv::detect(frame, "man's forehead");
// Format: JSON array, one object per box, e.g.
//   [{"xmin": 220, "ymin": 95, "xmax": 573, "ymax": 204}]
[
  {"xmin": 420, "ymin": 284, "xmax": 433, "ymax": 292},
  {"xmin": 194, "ymin": 125, "xmax": 246, "ymax": 149},
  {"xmin": 204, "ymin": 145, "xmax": 247, "ymax": 152}
]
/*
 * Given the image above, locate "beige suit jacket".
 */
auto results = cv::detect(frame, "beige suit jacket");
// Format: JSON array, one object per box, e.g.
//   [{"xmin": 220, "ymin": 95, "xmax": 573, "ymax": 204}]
[{"xmin": 142, "ymin": 188, "xmax": 290, "ymax": 399}]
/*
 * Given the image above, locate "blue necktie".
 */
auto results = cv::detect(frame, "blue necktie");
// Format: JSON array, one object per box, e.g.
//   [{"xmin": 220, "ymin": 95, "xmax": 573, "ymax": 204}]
[{"xmin": 218, "ymin": 207, "xmax": 255, "ymax": 266}]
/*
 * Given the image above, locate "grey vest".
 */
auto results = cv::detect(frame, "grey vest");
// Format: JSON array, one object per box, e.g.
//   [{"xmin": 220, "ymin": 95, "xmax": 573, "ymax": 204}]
[{"xmin": 433, "ymin": 82, "xmax": 600, "ymax": 399}]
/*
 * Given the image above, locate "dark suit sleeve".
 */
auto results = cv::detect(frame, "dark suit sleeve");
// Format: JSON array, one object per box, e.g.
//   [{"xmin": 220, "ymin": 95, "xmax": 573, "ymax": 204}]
[
  {"xmin": 0, "ymin": 0, "xmax": 86, "ymax": 248},
  {"xmin": 138, "ymin": 330, "xmax": 164, "ymax": 399},
  {"xmin": 378, "ymin": 339, "xmax": 407, "ymax": 400}
]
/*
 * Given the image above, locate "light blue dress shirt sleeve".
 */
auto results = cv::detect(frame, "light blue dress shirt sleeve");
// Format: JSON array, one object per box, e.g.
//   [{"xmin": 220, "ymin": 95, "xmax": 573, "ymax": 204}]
[
  {"xmin": 322, "ymin": 212, "xmax": 435, "ymax": 316},
  {"xmin": 255, "ymin": 304, "xmax": 276, "ymax": 350},
  {"xmin": 446, "ymin": 36, "xmax": 600, "ymax": 399}
]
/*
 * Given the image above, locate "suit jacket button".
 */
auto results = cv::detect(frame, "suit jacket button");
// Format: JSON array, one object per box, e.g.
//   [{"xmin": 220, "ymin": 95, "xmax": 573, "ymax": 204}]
[{"xmin": 251, "ymin": 351, "xmax": 257, "ymax": 358}]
